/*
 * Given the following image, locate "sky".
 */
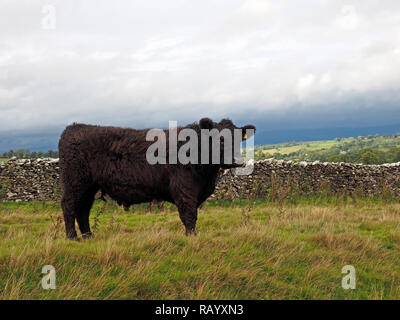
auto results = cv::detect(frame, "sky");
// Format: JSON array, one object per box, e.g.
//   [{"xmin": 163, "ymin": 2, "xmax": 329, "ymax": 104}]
[{"xmin": 1, "ymin": 0, "xmax": 400, "ymax": 151}]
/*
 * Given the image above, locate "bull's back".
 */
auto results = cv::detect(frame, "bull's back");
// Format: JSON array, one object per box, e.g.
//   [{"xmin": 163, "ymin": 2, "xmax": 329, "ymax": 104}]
[
  {"xmin": 59, "ymin": 123, "xmax": 150, "ymax": 164},
  {"xmin": 59, "ymin": 124, "xmax": 171, "ymax": 202}
]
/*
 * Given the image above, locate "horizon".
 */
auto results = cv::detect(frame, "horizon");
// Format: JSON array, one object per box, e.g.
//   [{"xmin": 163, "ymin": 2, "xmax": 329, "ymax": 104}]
[{"xmin": 1, "ymin": 122, "xmax": 399, "ymax": 154}]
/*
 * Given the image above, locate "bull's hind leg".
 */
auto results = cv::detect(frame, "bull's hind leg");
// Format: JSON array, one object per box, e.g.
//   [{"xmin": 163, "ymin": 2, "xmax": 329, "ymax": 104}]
[
  {"xmin": 76, "ymin": 188, "xmax": 97, "ymax": 239},
  {"xmin": 61, "ymin": 191, "xmax": 78, "ymax": 240},
  {"xmin": 61, "ymin": 187, "xmax": 97, "ymax": 240}
]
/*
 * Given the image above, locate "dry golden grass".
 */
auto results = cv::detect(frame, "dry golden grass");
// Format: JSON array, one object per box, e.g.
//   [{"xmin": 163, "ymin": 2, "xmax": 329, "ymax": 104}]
[{"xmin": 0, "ymin": 200, "xmax": 400, "ymax": 299}]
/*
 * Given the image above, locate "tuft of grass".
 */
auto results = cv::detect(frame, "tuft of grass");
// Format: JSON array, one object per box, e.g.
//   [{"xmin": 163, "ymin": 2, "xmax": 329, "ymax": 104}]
[{"xmin": 0, "ymin": 199, "xmax": 400, "ymax": 299}]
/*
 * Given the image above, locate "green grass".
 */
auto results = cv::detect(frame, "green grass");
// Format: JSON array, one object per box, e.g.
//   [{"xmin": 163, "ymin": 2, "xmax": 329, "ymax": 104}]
[
  {"xmin": 262, "ymin": 140, "xmax": 339, "ymax": 155},
  {"xmin": 0, "ymin": 158, "xmax": 8, "ymax": 162},
  {"xmin": 1, "ymin": 199, "xmax": 400, "ymax": 299}
]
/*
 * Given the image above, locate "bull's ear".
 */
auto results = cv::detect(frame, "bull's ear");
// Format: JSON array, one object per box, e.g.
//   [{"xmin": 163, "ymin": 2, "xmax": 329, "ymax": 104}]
[
  {"xmin": 200, "ymin": 118, "xmax": 214, "ymax": 130},
  {"xmin": 242, "ymin": 124, "xmax": 256, "ymax": 140},
  {"xmin": 219, "ymin": 119, "xmax": 233, "ymax": 127}
]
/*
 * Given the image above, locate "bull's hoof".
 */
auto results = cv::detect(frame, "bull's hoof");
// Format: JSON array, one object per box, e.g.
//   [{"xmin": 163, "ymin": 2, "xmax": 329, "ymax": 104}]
[
  {"xmin": 82, "ymin": 232, "xmax": 93, "ymax": 239},
  {"xmin": 66, "ymin": 230, "xmax": 79, "ymax": 241},
  {"xmin": 185, "ymin": 229, "xmax": 197, "ymax": 236},
  {"xmin": 66, "ymin": 235, "xmax": 80, "ymax": 241}
]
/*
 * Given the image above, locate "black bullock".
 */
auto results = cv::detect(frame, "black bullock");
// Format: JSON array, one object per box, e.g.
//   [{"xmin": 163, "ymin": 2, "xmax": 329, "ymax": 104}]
[{"xmin": 58, "ymin": 118, "xmax": 255, "ymax": 239}]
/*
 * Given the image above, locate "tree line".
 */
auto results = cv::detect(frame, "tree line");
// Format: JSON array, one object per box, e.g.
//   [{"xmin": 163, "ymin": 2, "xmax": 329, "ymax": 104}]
[
  {"xmin": 261, "ymin": 147, "xmax": 400, "ymax": 164},
  {"xmin": 0, "ymin": 149, "xmax": 59, "ymax": 159}
]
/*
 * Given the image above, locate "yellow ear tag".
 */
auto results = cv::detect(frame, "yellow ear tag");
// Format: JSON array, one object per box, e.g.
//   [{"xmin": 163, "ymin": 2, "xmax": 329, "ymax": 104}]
[{"xmin": 243, "ymin": 133, "xmax": 247, "ymax": 140}]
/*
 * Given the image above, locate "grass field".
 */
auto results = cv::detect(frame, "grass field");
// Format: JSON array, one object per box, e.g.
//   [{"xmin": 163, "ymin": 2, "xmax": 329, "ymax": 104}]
[
  {"xmin": 0, "ymin": 158, "xmax": 8, "ymax": 162},
  {"xmin": 1, "ymin": 199, "xmax": 400, "ymax": 300},
  {"xmin": 262, "ymin": 140, "xmax": 339, "ymax": 155},
  {"xmin": 256, "ymin": 132, "xmax": 400, "ymax": 164}
]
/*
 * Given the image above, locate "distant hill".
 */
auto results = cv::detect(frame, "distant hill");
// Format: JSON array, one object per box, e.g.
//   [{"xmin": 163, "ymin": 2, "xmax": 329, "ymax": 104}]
[
  {"xmin": 1, "ymin": 123, "xmax": 400, "ymax": 153},
  {"xmin": 254, "ymin": 124, "xmax": 400, "ymax": 145},
  {"xmin": 254, "ymin": 132, "xmax": 400, "ymax": 164}
]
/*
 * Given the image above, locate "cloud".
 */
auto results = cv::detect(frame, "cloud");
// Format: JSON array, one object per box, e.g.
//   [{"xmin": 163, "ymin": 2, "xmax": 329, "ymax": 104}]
[
  {"xmin": 335, "ymin": 5, "xmax": 361, "ymax": 30},
  {"xmin": 0, "ymin": 0, "xmax": 400, "ymax": 149}
]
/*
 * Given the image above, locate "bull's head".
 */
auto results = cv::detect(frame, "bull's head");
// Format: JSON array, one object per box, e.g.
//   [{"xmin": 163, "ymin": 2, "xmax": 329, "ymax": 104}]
[{"xmin": 199, "ymin": 118, "xmax": 256, "ymax": 169}]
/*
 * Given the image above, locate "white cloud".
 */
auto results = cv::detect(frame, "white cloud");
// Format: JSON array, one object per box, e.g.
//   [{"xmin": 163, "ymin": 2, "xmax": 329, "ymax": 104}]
[
  {"xmin": 296, "ymin": 74, "xmax": 315, "ymax": 100},
  {"xmin": 320, "ymin": 73, "xmax": 331, "ymax": 85}
]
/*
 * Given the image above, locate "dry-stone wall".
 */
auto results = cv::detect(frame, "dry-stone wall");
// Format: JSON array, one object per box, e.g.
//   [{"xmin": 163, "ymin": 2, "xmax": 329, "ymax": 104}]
[
  {"xmin": 212, "ymin": 159, "xmax": 400, "ymax": 200},
  {"xmin": 1, "ymin": 157, "xmax": 400, "ymax": 202},
  {"xmin": 0, "ymin": 157, "xmax": 60, "ymax": 202}
]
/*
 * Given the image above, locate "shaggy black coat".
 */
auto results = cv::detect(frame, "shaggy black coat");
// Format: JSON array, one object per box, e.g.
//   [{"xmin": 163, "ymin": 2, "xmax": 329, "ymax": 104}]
[{"xmin": 58, "ymin": 118, "xmax": 255, "ymax": 239}]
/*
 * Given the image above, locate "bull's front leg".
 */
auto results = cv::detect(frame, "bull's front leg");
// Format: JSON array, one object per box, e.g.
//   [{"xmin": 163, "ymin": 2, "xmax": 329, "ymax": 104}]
[{"xmin": 177, "ymin": 202, "xmax": 198, "ymax": 236}]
